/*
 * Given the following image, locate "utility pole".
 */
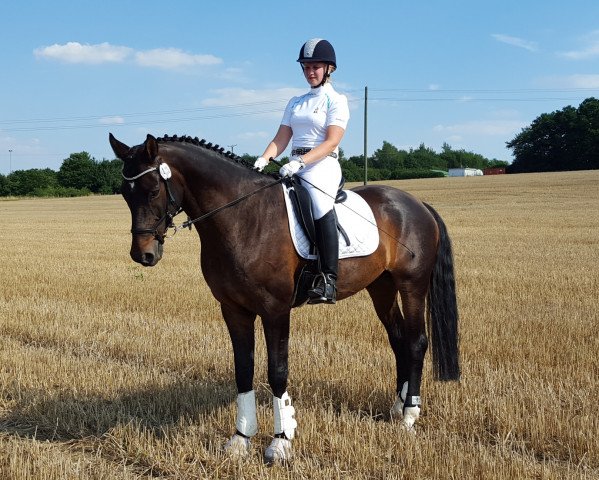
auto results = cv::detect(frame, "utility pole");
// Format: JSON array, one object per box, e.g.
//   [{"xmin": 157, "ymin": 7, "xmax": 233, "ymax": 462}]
[
  {"xmin": 363, "ymin": 86, "xmax": 368, "ymax": 185},
  {"xmin": 228, "ymin": 144, "xmax": 237, "ymax": 154},
  {"xmin": 8, "ymin": 149, "xmax": 12, "ymax": 174}
]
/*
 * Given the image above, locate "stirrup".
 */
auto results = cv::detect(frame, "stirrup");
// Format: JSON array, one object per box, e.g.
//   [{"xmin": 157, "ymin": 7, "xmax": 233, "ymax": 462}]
[{"xmin": 307, "ymin": 273, "xmax": 336, "ymax": 304}]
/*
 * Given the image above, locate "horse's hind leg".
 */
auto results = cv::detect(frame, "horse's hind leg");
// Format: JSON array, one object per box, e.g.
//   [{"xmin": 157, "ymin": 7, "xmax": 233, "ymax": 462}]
[{"xmin": 367, "ymin": 274, "xmax": 428, "ymax": 431}]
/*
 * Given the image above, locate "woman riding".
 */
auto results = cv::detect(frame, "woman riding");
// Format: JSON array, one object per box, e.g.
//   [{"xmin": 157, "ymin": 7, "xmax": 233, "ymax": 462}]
[{"xmin": 254, "ymin": 38, "xmax": 350, "ymax": 304}]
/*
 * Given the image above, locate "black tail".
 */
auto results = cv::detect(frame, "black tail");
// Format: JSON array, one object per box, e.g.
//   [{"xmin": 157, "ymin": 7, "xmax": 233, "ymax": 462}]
[{"xmin": 424, "ymin": 203, "xmax": 460, "ymax": 381}]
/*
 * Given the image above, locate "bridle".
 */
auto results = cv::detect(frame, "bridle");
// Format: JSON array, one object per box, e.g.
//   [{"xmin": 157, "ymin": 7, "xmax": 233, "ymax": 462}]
[{"xmin": 122, "ymin": 163, "xmax": 183, "ymax": 244}]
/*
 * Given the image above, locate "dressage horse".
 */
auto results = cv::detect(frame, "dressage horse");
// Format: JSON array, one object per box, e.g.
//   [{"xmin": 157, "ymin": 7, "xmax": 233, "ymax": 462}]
[{"xmin": 109, "ymin": 133, "xmax": 460, "ymax": 463}]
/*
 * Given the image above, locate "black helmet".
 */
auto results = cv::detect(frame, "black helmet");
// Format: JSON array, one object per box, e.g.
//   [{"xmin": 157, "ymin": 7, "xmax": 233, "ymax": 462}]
[{"xmin": 297, "ymin": 38, "xmax": 337, "ymax": 69}]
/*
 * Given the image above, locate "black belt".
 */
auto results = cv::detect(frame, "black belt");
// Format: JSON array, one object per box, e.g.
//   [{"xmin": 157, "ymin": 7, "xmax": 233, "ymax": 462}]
[{"xmin": 291, "ymin": 147, "xmax": 338, "ymax": 159}]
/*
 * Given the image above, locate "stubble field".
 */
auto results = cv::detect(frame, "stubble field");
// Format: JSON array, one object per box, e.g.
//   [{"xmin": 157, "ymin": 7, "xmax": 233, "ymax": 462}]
[{"xmin": 0, "ymin": 170, "xmax": 597, "ymax": 479}]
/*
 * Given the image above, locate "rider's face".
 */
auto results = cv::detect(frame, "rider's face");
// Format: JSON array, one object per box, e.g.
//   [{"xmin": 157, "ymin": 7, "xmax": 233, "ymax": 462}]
[{"xmin": 301, "ymin": 62, "xmax": 327, "ymax": 87}]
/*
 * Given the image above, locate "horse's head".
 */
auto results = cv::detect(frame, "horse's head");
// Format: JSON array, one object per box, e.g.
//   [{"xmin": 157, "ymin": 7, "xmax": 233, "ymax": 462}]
[{"xmin": 109, "ymin": 133, "xmax": 183, "ymax": 266}]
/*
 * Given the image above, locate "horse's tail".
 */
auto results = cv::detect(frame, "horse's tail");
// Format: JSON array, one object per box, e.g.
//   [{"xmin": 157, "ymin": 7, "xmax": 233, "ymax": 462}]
[{"xmin": 424, "ymin": 203, "xmax": 460, "ymax": 381}]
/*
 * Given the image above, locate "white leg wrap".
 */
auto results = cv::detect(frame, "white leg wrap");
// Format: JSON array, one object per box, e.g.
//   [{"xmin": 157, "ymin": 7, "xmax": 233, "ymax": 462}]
[
  {"xmin": 235, "ymin": 390, "xmax": 258, "ymax": 437},
  {"xmin": 390, "ymin": 381, "xmax": 409, "ymax": 418},
  {"xmin": 273, "ymin": 392, "xmax": 297, "ymax": 440},
  {"xmin": 400, "ymin": 381, "xmax": 408, "ymax": 403},
  {"xmin": 265, "ymin": 437, "xmax": 293, "ymax": 464},
  {"xmin": 224, "ymin": 434, "xmax": 251, "ymax": 457},
  {"xmin": 391, "ymin": 381, "xmax": 421, "ymax": 432},
  {"xmin": 402, "ymin": 406, "xmax": 420, "ymax": 432}
]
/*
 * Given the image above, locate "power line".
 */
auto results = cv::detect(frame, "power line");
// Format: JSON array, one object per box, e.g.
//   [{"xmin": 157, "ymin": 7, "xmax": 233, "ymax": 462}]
[{"xmin": 1, "ymin": 87, "xmax": 597, "ymax": 133}]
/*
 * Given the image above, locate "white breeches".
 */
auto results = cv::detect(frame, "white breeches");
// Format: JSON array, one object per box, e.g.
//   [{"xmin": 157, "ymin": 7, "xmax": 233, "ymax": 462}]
[{"xmin": 295, "ymin": 155, "xmax": 342, "ymax": 220}]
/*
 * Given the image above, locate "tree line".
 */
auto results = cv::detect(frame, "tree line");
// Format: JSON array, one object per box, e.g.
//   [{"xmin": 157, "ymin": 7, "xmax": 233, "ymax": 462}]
[
  {"xmin": 507, "ymin": 97, "xmax": 599, "ymax": 173},
  {"xmin": 240, "ymin": 142, "xmax": 507, "ymax": 182},
  {"xmin": 1, "ymin": 97, "xmax": 597, "ymax": 197},
  {"xmin": 0, "ymin": 153, "xmax": 121, "ymax": 197},
  {"xmin": 1, "ymin": 142, "xmax": 506, "ymax": 197}
]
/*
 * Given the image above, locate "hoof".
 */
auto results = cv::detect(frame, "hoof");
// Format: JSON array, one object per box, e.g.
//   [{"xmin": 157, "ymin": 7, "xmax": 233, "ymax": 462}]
[
  {"xmin": 400, "ymin": 420, "xmax": 417, "ymax": 436},
  {"xmin": 399, "ymin": 406, "xmax": 420, "ymax": 435},
  {"xmin": 264, "ymin": 437, "xmax": 293, "ymax": 464},
  {"xmin": 224, "ymin": 434, "xmax": 251, "ymax": 458},
  {"xmin": 390, "ymin": 397, "xmax": 403, "ymax": 419}
]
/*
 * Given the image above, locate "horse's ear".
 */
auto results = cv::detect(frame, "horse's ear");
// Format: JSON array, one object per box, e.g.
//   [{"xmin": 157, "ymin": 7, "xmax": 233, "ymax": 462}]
[
  {"xmin": 109, "ymin": 133, "xmax": 130, "ymax": 160},
  {"xmin": 146, "ymin": 134, "xmax": 158, "ymax": 160}
]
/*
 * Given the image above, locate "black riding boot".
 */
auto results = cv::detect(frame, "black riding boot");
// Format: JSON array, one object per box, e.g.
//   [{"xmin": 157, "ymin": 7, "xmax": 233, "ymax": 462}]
[{"xmin": 307, "ymin": 210, "xmax": 338, "ymax": 304}]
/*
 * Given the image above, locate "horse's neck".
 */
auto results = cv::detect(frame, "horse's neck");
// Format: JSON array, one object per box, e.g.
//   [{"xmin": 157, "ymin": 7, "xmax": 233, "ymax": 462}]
[{"xmin": 176, "ymin": 149, "xmax": 272, "ymax": 227}]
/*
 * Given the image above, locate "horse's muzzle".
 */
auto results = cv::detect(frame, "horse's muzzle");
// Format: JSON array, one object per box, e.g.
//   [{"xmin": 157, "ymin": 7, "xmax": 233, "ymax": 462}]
[{"xmin": 130, "ymin": 238, "xmax": 163, "ymax": 266}]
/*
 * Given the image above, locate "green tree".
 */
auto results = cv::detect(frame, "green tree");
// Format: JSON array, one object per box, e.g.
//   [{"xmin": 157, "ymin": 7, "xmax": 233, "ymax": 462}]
[
  {"xmin": 5, "ymin": 168, "xmax": 58, "ymax": 196},
  {"xmin": 405, "ymin": 143, "xmax": 439, "ymax": 169},
  {"xmin": 94, "ymin": 159, "xmax": 122, "ymax": 194},
  {"xmin": 58, "ymin": 152, "xmax": 97, "ymax": 190},
  {"xmin": 0, "ymin": 174, "xmax": 7, "ymax": 196},
  {"xmin": 507, "ymin": 97, "xmax": 599, "ymax": 172},
  {"xmin": 340, "ymin": 158, "xmax": 363, "ymax": 182},
  {"xmin": 372, "ymin": 141, "xmax": 403, "ymax": 170}
]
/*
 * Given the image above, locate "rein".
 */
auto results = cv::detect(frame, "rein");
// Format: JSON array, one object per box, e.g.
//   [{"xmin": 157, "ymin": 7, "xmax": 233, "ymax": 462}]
[
  {"xmin": 175, "ymin": 178, "xmax": 283, "ymax": 232},
  {"xmin": 125, "ymin": 157, "xmax": 414, "ymax": 258},
  {"xmin": 123, "ymin": 163, "xmax": 283, "ymax": 240}
]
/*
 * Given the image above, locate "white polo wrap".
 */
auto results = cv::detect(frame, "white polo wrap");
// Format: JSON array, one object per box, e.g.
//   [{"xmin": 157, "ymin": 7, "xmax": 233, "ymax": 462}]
[
  {"xmin": 235, "ymin": 390, "xmax": 258, "ymax": 437},
  {"xmin": 273, "ymin": 392, "xmax": 297, "ymax": 440}
]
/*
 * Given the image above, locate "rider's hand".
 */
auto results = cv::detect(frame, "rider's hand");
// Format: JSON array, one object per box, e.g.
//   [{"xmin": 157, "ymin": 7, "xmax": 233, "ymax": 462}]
[
  {"xmin": 253, "ymin": 156, "xmax": 269, "ymax": 172},
  {"xmin": 279, "ymin": 159, "xmax": 305, "ymax": 178}
]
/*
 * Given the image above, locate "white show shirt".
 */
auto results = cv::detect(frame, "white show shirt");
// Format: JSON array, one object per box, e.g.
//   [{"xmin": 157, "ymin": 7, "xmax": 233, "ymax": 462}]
[
  {"xmin": 281, "ymin": 83, "xmax": 350, "ymax": 155},
  {"xmin": 279, "ymin": 83, "xmax": 350, "ymax": 219}
]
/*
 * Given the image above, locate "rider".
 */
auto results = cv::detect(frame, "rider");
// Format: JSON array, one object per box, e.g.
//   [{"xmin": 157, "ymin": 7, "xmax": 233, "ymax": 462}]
[{"xmin": 254, "ymin": 38, "xmax": 350, "ymax": 304}]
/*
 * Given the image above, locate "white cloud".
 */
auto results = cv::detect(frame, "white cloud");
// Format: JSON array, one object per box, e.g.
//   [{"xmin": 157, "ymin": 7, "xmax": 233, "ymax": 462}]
[
  {"xmin": 34, "ymin": 42, "xmax": 132, "ymax": 64},
  {"xmin": 34, "ymin": 42, "xmax": 222, "ymax": 71},
  {"xmin": 237, "ymin": 131, "xmax": 270, "ymax": 140},
  {"xmin": 537, "ymin": 74, "xmax": 599, "ymax": 89},
  {"xmin": 558, "ymin": 30, "xmax": 599, "ymax": 60},
  {"xmin": 492, "ymin": 34, "xmax": 538, "ymax": 52},
  {"xmin": 134, "ymin": 48, "xmax": 222, "ymax": 69},
  {"xmin": 434, "ymin": 119, "xmax": 526, "ymax": 137},
  {"xmin": 202, "ymin": 87, "xmax": 305, "ymax": 113},
  {"xmin": 99, "ymin": 116, "xmax": 125, "ymax": 125}
]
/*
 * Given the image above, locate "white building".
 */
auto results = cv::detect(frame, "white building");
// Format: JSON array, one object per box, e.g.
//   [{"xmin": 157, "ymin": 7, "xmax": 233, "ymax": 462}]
[{"xmin": 448, "ymin": 168, "xmax": 483, "ymax": 177}]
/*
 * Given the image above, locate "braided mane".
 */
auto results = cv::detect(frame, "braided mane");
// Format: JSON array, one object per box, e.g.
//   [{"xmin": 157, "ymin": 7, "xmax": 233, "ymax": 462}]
[{"xmin": 156, "ymin": 134, "xmax": 261, "ymax": 173}]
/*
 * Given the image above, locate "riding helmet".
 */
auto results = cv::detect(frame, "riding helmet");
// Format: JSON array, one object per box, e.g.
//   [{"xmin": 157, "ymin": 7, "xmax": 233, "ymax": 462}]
[{"xmin": 297, "ymin": 38, "xmax": 337, "ymax": 69}]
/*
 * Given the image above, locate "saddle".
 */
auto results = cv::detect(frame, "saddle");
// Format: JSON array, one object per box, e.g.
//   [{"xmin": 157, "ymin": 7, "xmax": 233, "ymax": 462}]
[
  {"xmin": 284, "ymin": 176, "xmax": 349, "ymax": 307},
  {"xmin": 284, "ymin": 176, "xmax": 350, "ymax": 254}
]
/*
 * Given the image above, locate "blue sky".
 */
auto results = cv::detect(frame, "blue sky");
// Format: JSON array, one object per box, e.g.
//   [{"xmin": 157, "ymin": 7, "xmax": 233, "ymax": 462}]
[{"xmin": 1, "ymin": 0, "xmax": 599, "ymax": 174}]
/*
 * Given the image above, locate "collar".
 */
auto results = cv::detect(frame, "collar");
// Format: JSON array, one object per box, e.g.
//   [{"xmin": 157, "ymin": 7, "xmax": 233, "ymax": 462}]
[{"xmin": 308, "ymin": 83, "xmax": 333, "ymax": 96}]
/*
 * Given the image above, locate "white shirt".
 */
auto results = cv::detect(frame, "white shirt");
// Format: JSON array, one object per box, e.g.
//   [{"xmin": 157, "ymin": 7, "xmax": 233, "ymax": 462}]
[{"xmin": 281, "ymin": 83, "xmax": 350, "ymax": 154}]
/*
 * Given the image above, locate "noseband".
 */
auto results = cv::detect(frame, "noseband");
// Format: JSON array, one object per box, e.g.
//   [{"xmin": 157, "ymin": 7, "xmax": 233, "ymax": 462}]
[{"xmin": 122, "ymin": 163, "xmax": 183, "ymax": 244}]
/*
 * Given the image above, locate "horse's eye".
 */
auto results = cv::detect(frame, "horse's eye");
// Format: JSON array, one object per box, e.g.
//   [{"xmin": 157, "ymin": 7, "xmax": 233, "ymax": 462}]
[{"xmin": 149, "ymin": 188, "xmax": 160, "ymax": 199}]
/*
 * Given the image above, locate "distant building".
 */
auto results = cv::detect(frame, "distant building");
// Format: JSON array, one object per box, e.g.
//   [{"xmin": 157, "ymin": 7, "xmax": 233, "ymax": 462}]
[
  {"xmin": 483, "ymin": 167, "xmax": 506, "ymax": 175},
  {"xmin": 448, "ymin": 168, "xmax": 483, "ymax": 177}
]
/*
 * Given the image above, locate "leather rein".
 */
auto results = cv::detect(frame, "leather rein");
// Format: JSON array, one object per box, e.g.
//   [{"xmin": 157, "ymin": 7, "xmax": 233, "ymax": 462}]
[{"xmin": 122, "ymin": 163, "xmax": 282, "ymax": 243}]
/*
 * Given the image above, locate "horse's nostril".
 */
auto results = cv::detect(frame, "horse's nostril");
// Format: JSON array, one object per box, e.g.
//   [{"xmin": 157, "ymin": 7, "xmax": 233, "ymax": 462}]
[{"xmin": 141, "ymin": 252, "xmax": 155, "ymax": 266}]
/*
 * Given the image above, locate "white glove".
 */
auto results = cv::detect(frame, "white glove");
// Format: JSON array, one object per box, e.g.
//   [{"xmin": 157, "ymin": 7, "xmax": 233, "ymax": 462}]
[
  {"xmin": 253, "ymin": 156, "xmax": 269, "ymax": 171},
  {"xmin": 279, "ymin": 159, "xmax": 305, "ymax": 177}
]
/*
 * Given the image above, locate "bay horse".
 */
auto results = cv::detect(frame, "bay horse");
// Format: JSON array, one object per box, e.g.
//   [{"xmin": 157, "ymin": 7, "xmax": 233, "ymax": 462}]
[{"xmin": 109, "ymin": 133, "xmax": 460, "ymax": 463}]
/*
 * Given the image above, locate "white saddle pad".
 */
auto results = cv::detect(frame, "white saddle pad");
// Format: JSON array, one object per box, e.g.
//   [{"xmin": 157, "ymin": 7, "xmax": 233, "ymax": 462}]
[{"xmin": 282, "ymin": 183, "xmax": 380, "ymax": 260}]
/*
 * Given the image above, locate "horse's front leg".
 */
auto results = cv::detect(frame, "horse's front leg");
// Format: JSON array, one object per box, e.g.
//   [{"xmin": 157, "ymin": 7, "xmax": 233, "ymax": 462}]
[
  {"xmin": 221, "ymin": 302, "xmax": 258, "ymax": 457},
  {"xmin": 262, "ymin": 312, "xmax": 297, "ymax": 463}
]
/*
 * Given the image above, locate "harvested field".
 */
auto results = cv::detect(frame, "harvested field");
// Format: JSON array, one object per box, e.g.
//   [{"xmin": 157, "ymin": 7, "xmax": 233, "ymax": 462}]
[{"xmin": 0, "ymin": 170, "xmax": 597, "ymax": 479}]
